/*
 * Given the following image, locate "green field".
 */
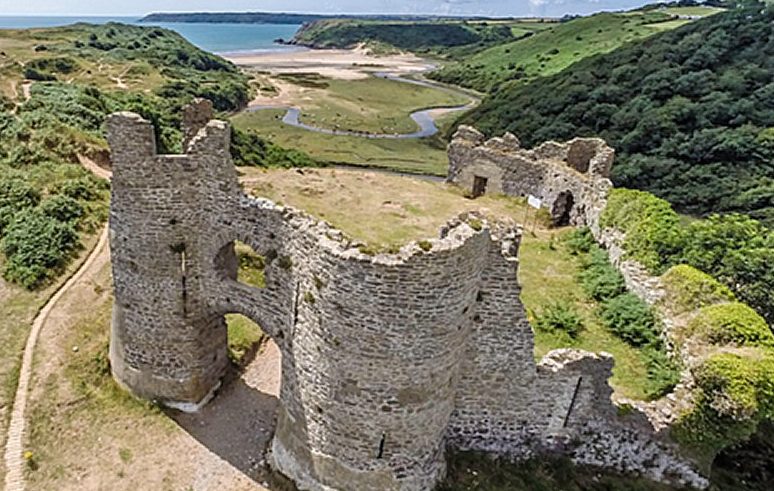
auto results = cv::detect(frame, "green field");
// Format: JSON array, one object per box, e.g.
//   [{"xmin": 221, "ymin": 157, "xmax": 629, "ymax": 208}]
[
  {"xmin": 429, "ymin": 10, "xmax": 693, "ymax": 92},
  {"xmin": 273, "ymin": 73, "xmax": 469, "ymax": 134},
  {"xmin": 233, "ymin": 109, "xmax": 450, "ymax": 174},
  {"xmin": 663, "ymin": 5, "xmax": 727, "ymax": 17}
]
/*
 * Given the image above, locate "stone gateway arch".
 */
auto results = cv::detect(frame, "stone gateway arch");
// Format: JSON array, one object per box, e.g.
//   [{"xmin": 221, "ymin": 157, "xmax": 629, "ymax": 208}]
[{"xmin": 106, "ymin": 101, "xmax": 706, "ymax": 490}]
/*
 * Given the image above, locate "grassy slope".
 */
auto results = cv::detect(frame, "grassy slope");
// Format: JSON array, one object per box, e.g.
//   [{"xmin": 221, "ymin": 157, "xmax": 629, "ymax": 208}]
[
  {"xmin": 240, "ymin": 167, "xmax": 651, "ymax": 398},
  {"xmin": 428, "ymin": 10, "xmax": 693, "ymax": 92},
  {"xmin": 291, "ymin": 18, "xmax": 530, "ymax": 56}
]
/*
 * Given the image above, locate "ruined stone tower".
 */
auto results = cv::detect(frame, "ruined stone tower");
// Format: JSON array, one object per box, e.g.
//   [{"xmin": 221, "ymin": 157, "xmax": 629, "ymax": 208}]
[{"xmin": 107, "ymin": 102, "xmax": 707, "ymax": 490}]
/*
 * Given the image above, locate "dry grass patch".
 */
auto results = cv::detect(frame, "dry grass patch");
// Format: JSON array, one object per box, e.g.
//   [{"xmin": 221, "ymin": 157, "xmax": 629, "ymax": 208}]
[{"xmin": 240, "ymin": 167, "xmax": 652, "ymax": 399}]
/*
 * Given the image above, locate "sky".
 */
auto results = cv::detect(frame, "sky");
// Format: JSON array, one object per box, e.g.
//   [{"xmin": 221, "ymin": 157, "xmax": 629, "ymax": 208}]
[{"xmin": 0, "ymin": 0, "xmax": 658, "ymax": 18}]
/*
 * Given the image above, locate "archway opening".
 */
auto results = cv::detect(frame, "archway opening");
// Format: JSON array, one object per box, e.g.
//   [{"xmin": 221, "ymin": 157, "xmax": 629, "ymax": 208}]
[
  {"xmin": 220, "ymin": 240, "xmax": 269, "ymax": 366},
  {"xmin": 226, "ymin": 314, "xmax": 265, "ymax": 366},
  {"xmin": 551, "ymin": 191, "xmax": 574, "ymax": 227}
]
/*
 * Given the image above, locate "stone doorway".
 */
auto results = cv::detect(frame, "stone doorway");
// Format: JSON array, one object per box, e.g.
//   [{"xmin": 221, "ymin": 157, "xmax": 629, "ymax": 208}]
[
  {"xmin": 551, "ymin": 191, "xmax": 575, "ymax": 227},
  {"xmin": 472, "ymin": 175, "xmax": 488, "ymax": 198}
]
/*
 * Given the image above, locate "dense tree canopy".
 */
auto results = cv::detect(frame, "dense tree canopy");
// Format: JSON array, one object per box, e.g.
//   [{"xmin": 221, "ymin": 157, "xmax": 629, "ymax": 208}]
[{"xmin": 458, "ymin": 5, "xmax": 774, "ymax": 223}]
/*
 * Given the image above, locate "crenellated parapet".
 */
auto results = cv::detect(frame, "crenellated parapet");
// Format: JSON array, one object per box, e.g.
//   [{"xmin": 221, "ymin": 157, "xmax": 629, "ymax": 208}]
[
  {"xmin": 107, "ymin": 104, "xmax": 707, "ymax": 490},
  {"xmin": 447, "ymin": 125, "xmax": 613, "ymax": 227}
]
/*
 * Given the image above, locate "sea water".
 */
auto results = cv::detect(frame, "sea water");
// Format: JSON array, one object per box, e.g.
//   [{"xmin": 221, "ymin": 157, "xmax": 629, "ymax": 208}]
[{"xmin": 0, "ymin": 16, "xmax": 302, "ymax": 54}]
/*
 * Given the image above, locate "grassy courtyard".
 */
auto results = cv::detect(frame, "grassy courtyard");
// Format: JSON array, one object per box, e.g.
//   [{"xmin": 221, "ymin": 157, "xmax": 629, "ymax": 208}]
[{"xmin": 240, "ymin": 167, "xmax": 653, "ymax": 399}]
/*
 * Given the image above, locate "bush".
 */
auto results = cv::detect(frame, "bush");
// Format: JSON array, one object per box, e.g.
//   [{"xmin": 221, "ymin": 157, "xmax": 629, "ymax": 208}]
[
  {"xmin": 54, "ymin": 176, "xmax": 102, "ymax": 201},
  {"xmin": 686, "ymin": 302, "xmax": 774, "ymax": 348},
  {"xmin": 564, "ymin": 226, "xmax": 595, "ymax": 255},
  {"xmin": 674, "ymin": 351, "xmax": 774, "ymax": 463},
  {"xmin": 678, "ymin": 214, "xmax": 774, "ymax": 325},
  {"xmin": 230, "ymin": 128, "xmax": 317, "ymax": 168},
  {"xmin": 1, "ymin": 208, "xmax": 79, "ymax": 288},
  {"xmin": 39, "ymin": 195, "xmax": 84, "ymax": 224},
  {"xmin": 660, "ymin": 264, "xmax": 735, "ymax": 314},
  {"xmin": 642, "ymin": 346, "xmax": 681, "ymax": 400},
  {"xmin": 0, "ymin": 177, "xmax": 41, "ymax": 233},
  {"xmin": 600, "ymin": 188, "xmax": 683, "ymax": 274},
  {"xmin": 534, "ymin": 301, "xmax": 584, "ymax": 339},
  {"xmin": 578, "ymin": 247, "xmax": 626, "ymax": 302},
  {"xmin": 599, "ymin": 293, "xmax": 660, "ymax": 347}
]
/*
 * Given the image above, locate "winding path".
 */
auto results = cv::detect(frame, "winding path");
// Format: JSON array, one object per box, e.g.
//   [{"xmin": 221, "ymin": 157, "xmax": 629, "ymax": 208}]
[
  {"xmin": 246, "ymin": 72, "xmax": 479, "ymax": 139},
  {"xmin": 2, "ymin": 160, "xmax": 111, "ymax": 491}
]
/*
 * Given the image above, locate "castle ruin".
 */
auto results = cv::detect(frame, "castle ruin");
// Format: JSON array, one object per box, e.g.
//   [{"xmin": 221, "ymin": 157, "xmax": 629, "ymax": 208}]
[
  {"xmin": 107, "ymin": 101, "xmax": 706, "ymax": 490},
  {"xmin": 447, "ymin": 126, "xmax": 613, "ymax": 228}
]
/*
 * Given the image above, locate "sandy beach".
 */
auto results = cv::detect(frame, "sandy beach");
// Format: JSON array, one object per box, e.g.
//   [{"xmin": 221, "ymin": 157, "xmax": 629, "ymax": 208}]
[{"xmin": 222, "ymin": 46, "xmax": 434, "ymax": 80}]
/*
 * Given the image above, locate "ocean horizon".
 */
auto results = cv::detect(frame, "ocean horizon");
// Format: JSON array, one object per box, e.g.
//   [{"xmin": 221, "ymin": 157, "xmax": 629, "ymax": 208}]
[{"xmin": 0, "ymin": 16, "xmax": 302, "ymax": 54}]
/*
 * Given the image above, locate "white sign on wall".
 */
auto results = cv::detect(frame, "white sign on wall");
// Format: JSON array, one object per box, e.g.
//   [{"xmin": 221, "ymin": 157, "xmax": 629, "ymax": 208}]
[{"xmin": 528, "ymin": 195, "xmax": 542, "ymax": 209}]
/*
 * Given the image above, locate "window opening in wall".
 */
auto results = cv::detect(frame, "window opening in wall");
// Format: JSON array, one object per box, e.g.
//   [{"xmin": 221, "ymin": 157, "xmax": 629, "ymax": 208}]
[
  {"xmin": 235, "ymin": 241, "xmax": 266, "ymax": 288},
  {"xmin": 170, "ymin": 242, "xmax": 188, "ymax": 315},
  {"xmin": 562, "ymin": 376, "xmax": 583, "ymax": 428},
  {"xmin": 472, "ymin": 175, "xmax": 488, "ymax": 198},
  {"xmin": 377, "ymin": 432, "xmax": 386, "ymax": 459},
  {"xmin": 551, "ymin": 191, "xmax": 574, "ymax": 227}
]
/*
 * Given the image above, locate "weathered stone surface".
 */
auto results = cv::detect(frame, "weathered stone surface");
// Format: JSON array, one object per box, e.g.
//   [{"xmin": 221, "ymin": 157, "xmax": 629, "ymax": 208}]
[
  {"xmin": 448, "ymin": 125, "xmax": 615, "ymax": 227},
  {"xmin": 107, "ymin": 107, "xmax": 707, "ymax": 490}
]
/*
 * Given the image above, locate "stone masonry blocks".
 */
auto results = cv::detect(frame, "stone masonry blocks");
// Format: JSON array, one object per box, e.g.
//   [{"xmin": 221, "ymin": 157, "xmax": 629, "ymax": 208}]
[{"xmin": 107, "ymin": 104, "xmax": 707, "ymax": 490}]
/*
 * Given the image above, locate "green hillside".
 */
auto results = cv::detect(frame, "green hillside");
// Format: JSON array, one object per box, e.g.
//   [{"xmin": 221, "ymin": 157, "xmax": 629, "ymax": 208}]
[
  {"xmin": 0, "ymin": 23, "xmax": 312, "ymax": 289},
  {"xmin": 456, "ymin": 5, "xmax": 774, "ymax": 224},
  {"xmin": 291, "ymin": 18, "xmax": 552, "ymax": 56},
  {"xmin": 427, "ymin": 10, "xmax": 698, "ymax": 92}
]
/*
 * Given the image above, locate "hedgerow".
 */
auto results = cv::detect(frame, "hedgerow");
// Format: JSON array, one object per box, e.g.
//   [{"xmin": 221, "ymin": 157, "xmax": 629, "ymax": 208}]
[{"xmin": 686, "ymin": 303, "xmax": 773, "ymax": 348}]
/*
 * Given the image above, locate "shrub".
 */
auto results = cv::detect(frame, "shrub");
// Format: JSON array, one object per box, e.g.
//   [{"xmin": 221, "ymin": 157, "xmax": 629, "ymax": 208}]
[
  {"xmin": 1, "ymin": 208, "xmax": 79, "ymax": 288},
  {"xmin": 534, "ymin": 301, "xmax": 584, "ymax": 339},
  {"xmin": 642, "ymin": 346, "xmax": 681, "ymax": 400},
  {"xmin": 564, "ymin": 226, "xmax": 595, "ymax": 255},
  {"xmin": 0, "ymin": 177, "xmax": 41, "ymax": 233},
  {"xmin": 599, "ymin": 293, "xmax": 660, "ymax": 347},
  {"xmin": 678, "ymin": 214, "xmax": 774, "ymax": 325},
  {"xmin": 600, "ymin": 188, "xmax": 683, "ymax": 274},
  {"xmin": 39, "ymin": 195, "xmax": 84, "ymax": 224},
  {"xmin": 54, "ymin": 176, "xmax": 102, "ymax": 201},
  {"xmin": 660, "ymin": 264, "xmax": 735, "ymax": 314},
  {"xmin": 686, "ymin": 302, "xmax": 773, "ymax": 348},
  {"xmin": 578, "ymin": 247, "xmax": 626, "ymax": 302},
  {"xmin": 674, "ymin": 351, "xmax": 774, "ymax": 463}
]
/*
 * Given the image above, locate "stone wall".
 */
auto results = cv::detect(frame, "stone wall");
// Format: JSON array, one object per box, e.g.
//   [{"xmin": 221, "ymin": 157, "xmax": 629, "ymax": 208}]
[
  {"xmin": 108, "ymin": 105, "xmax": 706, "ymax": 490},
  {"xmin": 447, "ymin": 126, "xmax": 614, "ymax": 227}
]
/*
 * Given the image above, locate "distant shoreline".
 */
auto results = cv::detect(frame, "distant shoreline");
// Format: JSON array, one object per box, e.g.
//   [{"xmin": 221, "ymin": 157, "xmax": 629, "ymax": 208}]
[{"xmin": 139, "ymin": 12, "xmax": 522, "ymax": 24}]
